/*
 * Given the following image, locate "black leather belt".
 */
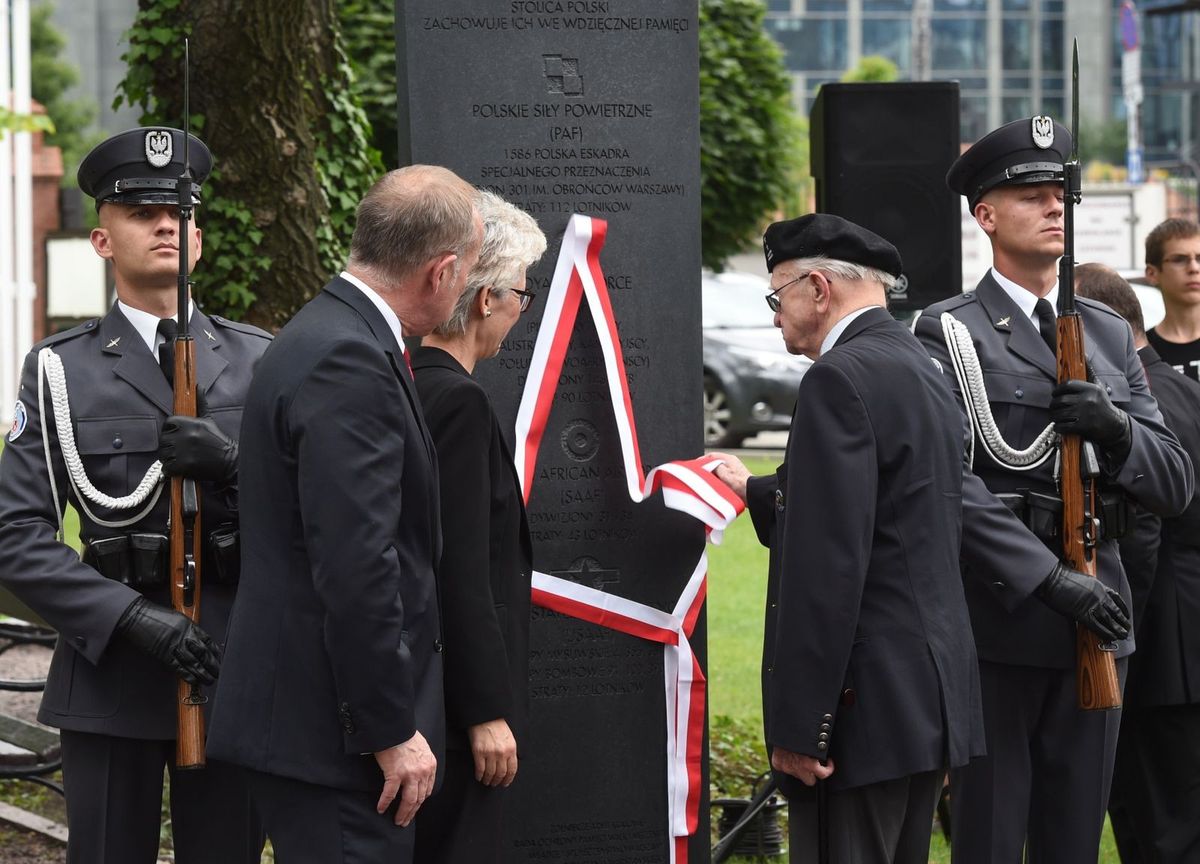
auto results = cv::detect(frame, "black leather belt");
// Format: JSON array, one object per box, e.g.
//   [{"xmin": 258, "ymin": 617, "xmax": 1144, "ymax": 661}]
[
  {"xmin": 997, "ymin": 490, "xmax": 1130, "ymax": 545},
  {"xmin": 83, "ymin": 524, "xmax": 240, "ymax": 587}
]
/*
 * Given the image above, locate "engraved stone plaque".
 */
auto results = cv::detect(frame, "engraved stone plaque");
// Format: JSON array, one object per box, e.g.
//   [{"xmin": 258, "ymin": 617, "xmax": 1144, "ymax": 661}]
[{"xmin": 395, "ymin": 2, "xmax": 705, "ymax": 860}]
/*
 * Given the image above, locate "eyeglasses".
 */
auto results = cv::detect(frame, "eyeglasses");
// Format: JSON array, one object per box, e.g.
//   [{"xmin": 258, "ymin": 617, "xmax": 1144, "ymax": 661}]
[
  {"xmin": 513, "ymin": 288, "xmax": 537, "ymax": 312},
  {"xmin": 1162, "ymin": 254, "xmax": 1200, "ymax": 268},
  {"xmin": 765, "ymin": 272, "xmax": 811, "ymax": 313}
]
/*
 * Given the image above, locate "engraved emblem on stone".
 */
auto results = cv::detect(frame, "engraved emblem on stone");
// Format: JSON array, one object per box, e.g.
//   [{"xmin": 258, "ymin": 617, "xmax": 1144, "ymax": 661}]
[
  {"xmin": 145, "ymin": 129, "xmax": 173, "ymax": 168},
  {"xmin": 1030, "ymin": 115, "xmax": 1054, "ymax": 150},
  {"xmin": 554, "ymin": 556, "xmax": 621, "ymax": 591},
  {"xmin": 561, "ymin": 418, "xmax": 600, "ymax": 462},
  {"xmin": 543, "ymin": 54, "xmax": 584, "ymax": 97}
]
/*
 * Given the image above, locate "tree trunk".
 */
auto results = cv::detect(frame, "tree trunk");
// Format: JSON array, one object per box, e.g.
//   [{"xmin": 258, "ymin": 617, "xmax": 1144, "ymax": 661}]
[{"xmin": 140, "ymin": 0, "xmax": 351, "ymax": 329}]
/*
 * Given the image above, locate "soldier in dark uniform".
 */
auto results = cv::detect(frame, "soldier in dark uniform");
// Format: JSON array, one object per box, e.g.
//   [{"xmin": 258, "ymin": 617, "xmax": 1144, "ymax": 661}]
[
  {"xmin": 914, "ymin": 117, "xmax": 1192, "ymax": 863},
  {"xmin": 0, "ymin": 128, "xmax": 269, "ymax": 863}
]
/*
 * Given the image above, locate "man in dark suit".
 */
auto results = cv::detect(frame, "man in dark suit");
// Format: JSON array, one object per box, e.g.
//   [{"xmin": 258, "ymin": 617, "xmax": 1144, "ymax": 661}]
[
  {"xmin": 0, "ymin": 128, "xmax": 269, "ymax": 863},
  {"xmin": 1075, "ymin": 263, "xmax": 1200, "ymax": 863},
  {"xmin": 207, "ymin": 165, "xmax": 483, "ymax": 863},
  {"xmin": 715, "ymin": 214, "xmax": 986, "ymax": 864},
  {"xmin": 915, "ymin": 117, "xmax": 1191, "ymax": 863}
]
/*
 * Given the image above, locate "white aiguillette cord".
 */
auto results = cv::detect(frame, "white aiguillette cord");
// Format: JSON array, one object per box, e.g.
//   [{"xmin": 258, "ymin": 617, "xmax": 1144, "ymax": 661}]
[{"xmin": 37, "ymin": 347, "xmax": 165, "ymax": 535}]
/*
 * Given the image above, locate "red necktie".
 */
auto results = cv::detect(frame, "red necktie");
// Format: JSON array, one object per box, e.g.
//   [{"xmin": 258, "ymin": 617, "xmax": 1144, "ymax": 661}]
[{"xmin": 403, "ymin": 347, "xmax": 413, "ymax": 377}]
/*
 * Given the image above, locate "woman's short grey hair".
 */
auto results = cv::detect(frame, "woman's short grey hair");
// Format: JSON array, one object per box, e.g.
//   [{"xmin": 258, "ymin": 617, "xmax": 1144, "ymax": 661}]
[
  {"xmin": 779, "ymin": 254, "xmax": 898, "ymax": 293},
  {"xmin": 434, "ymin": 191, "xmax": 548, "ymax": 337}
]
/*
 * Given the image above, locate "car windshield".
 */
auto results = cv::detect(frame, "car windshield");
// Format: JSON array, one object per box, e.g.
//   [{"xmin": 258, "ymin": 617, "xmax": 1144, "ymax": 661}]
[{"xmin": 702, "ymin": 271, "xmax": 778, "ymax": 329}]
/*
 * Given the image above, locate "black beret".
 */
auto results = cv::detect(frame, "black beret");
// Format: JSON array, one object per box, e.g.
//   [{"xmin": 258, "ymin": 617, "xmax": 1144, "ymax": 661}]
[
  {"xmin": 762, "ymin": 213, "xmax": 903, "ymax": 278},
  {"xmin": 77, "ymin": 127, "xmax": 212, "ymax": 210},
  {"xmin": 947, "ymin": 116, "xmax": 1071, "ymax": 209}
]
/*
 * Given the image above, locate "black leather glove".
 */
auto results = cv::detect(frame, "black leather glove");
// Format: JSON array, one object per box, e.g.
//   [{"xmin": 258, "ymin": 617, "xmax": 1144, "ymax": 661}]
[
  {"xmin": 116, "ymin": 596, "xmax": 220, "ymax": 685},
  {"xmin": 1049, "ymin": 380, "xmax": 1132, "ymax": 462},
  {"xmin": 1034, "ymin": 562, "xmax": 1131, "ymax": 644},
  {"xmin": 158, "ymin": 415, "xmax": 238, "ymax": 484}
]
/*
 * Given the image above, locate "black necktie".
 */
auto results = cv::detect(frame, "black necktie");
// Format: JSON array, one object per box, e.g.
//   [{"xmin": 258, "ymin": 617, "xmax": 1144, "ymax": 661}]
[
  {"xmin": 1035, "ymin": 298, "xmax": 1057, "ymax": 356},
  {"xmin": 157, "ymin": 318, "xmax": 178, "ymax": 385}
]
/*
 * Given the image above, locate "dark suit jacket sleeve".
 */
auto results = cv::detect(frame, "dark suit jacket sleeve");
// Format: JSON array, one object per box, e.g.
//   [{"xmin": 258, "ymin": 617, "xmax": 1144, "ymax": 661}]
[
  {"xmin": 746, "ymin": 472, "xmax": 780, "ymax": 548},
  {"xmin": 0, "ymin": 349, "xmax": 138, "ymax": 663},
  {"xmin": 913, "ymin": 311, "xmax": 1058, "ymax": 606},
  {"xmin": 1120, "ymin": 505, "xmax": 1162, "ymax": 632},
  {"xmin": 290, "ymin": 338, "xmax": 419, "ymax": 754},
  {"xmin": 424, "ymin": 381, "xmax": 514, "ymax": 728},
  {"xmin": 768, "ymin": 361, "xmax": 874, "ymax": 758},
  {"xmin": 1112, "ymin": 326, "xmax": 1194, "ymax": 516}
]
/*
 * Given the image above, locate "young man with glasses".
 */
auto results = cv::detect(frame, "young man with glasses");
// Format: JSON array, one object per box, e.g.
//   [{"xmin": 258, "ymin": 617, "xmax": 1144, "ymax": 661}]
[{"xmin": 1145, "ymin": 219, "xmax": 1200, "ymax": 383}]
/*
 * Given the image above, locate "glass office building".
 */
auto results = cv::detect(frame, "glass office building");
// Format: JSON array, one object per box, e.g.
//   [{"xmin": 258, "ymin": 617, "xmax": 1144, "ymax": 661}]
[{"xmin": 764, "ymin": 0, "xmax": 1197, "ymax": 166}]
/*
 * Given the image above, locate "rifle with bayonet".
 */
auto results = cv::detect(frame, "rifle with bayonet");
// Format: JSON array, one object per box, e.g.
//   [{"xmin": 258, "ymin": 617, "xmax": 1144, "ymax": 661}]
[
  {"xmin": 170, "ymin": 38, "xmax": 207, "ymax": 768},
  {"xmin": 1057, "ymin": 38, "xmax": 1122, "ymax": 711}
]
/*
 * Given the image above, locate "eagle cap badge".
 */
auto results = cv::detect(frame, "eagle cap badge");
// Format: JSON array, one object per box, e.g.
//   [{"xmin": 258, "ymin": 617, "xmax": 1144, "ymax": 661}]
[
  {"xmin": 1031, "ymin": 116, "xmax": 1055, "ymax": 150},
  {"xmin": 145, "ymin": 129, "xmax": 173, "ymax": 168}
]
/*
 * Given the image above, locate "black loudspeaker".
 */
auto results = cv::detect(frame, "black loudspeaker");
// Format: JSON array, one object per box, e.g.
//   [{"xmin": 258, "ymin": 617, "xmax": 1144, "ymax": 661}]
[{"xmin": 811, "ymin": 81, "xmax": 961, "ymax": 313}]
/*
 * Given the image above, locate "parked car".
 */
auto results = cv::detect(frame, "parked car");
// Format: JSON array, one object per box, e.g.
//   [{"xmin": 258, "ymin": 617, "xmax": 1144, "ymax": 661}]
[{"xmin": 702, "ymin": 270, "xmax": 811, "ymax": 447}]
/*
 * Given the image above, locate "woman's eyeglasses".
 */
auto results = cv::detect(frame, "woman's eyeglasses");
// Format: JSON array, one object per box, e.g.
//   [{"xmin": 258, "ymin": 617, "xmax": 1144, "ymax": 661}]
[{"xmin": 513, "ymin": 288, "xmax": 536, "ymax": 312}]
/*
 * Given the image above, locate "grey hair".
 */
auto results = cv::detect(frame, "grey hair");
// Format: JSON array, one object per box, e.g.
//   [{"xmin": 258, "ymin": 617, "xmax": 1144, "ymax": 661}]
[
  {"xmin": 778, "ymin": 254, "xmax": 898, "ymax": 292},
  {"xmin": 434, "ymin": 190, "xmax": 548, "ymax": 337},
  {"xmin": 347, "ymin": 165, "xmax": 478, "ymax": 281}
]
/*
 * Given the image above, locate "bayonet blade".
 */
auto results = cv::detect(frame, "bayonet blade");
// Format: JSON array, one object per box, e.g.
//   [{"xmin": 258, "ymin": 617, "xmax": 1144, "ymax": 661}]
[{"xmin": 1071, "ymin": 37, "xmax": 1080, "ymax": 164}]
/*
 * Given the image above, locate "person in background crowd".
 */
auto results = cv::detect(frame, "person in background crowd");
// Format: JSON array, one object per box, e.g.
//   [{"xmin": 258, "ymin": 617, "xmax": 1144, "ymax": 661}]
[
  {"xmin": 1076, "ymin": 263, "xmax": 1200, "ymax": 864},
  {"xmin": 1144, "ymin": 218, "xmax": 1200, "ymax": 383}
]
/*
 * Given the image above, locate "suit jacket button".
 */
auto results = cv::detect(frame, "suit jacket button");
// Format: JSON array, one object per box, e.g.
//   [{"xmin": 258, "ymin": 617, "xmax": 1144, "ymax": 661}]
[
  {"xmin": 817, "ymin": 742, "xmax": 828, "ymax": 752},
  {"xmin": 434, "ymin": 640, "xmax": 444, "ymax": 653},
  {"xmin": 840, "ymin": 688, "xmax": 856, "ymax": 707},
  {"xmin": 823, "ymin": 714, "xmax": 833, "ymax": 722},
  {"xmin": 112, "ymin": 437, "xmax": 123, "ymax": 449},
  {"xmin": 992, "ymin": 581, "xmax": 1007, "ymax": 590},
  {"xmin": 775, "ymin": 489, "xmax": 785, "ymax": 512},
  {"xmin": 820, "ymin": 723, "xmax": 831, "ymax": 732},
  {"xmin": 818, "ymin": 733, "xmax": 829, "ymax": 742}
]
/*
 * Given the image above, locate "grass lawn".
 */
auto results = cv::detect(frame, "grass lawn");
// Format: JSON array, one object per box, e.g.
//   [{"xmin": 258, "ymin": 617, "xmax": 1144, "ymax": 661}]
[{"xmin": 704, "ymin": 456, "xmax": 1121, "ymax": 862}]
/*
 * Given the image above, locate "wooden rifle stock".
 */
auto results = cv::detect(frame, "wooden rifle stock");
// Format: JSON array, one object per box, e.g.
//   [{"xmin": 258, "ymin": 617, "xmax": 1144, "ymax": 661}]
[
  {"xmin": 1058, "ymin": 38, "xmax": 1119, "ymax": 711},
  {"xmin": 170, "ymin": 332, "xmax": 206, "ymax": 767},
  {"xmin": 171, "ymin": 37, "xmax": 206, "ymax": 768},
  {"xmin": 1056, "ymin": 315, "xmax": 1122, "ymax": 710}
]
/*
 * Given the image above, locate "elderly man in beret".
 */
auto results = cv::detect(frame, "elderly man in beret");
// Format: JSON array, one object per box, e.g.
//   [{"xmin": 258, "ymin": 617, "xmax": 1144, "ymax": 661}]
[
  {"xmin": 914, "ymin": 116, "xmax": 1190, "ymax": 863},
  {"xmin": 715, "ymin": 213, "xmax": 984, "ymax": 864},
  {"xmin": 0, "ymin": 128, "xmax": 270, "ymax": 862}
]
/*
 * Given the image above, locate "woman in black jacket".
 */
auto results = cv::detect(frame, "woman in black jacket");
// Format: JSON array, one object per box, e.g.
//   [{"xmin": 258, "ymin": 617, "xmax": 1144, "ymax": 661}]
[{"xmin": 411, "ymin": 190, "xmax": 546, "ymax": 864}]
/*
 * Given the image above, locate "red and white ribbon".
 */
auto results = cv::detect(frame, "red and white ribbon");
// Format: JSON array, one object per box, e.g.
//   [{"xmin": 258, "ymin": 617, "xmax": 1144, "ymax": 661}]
[{"xmin": 516, "ymin": 214, "xmax": 744, "ymax": 863}]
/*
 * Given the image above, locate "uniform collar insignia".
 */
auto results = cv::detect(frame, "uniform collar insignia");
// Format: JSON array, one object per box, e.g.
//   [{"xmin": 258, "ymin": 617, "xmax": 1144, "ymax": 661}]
[
  {"xmin": 996, "ymin": 316, "xmax": 1011, "ymax": 328},
  {"xmin": 106, "ymin": 336, "xmax": 121, "ymax": 348},
  {"xmin": 204, "ymin": 329, "xmax": 216, "ymax": 341}
]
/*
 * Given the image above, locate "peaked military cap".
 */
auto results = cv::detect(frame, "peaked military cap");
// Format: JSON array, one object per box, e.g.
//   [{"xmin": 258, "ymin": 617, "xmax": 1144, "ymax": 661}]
[
  {"xmin": 947, "ymin": 115, "xmax": 1071, "ymax": 209},
  {"xmin": 77, "ymin": 127, "xmax": 212, "ymax": 210},
  {"xmin": 762, "ymin": 213, "xmax": 903, "ymax": 278}
]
